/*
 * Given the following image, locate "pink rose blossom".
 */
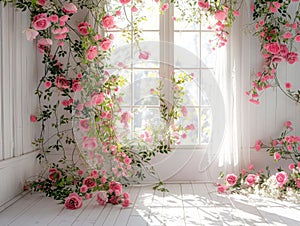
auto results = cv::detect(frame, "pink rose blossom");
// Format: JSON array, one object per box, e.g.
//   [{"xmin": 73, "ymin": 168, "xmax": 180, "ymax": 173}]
[
  {"xmin": 233, "ymin": 10, "xmax": 240, "ymax": 16},
  {"xmin": 116, "ymin": 10, "xmax": 121, "ymax": 16},
  {"xmin": 241, "ymin": 169, "xmax": 246, "ymax": 176},
  {"xmin": 24, "ymin": 28, "xmax": 39, "ymax": 41},
  {"xmin": 139, "ymin": 51, "xmax": 150, "ymax": 60},
  {"xmin": 44, "ymin": 81, "xmax": 52, "ymax": 89},
  {"xmin": 37, "ymin": 38, "xmax": 53, "ymax": 54},
  {"xmin": 217, "ymin": 185, "xmax": 228, "ymax": 193},
  {"xmin": 185, "ymin": 124, "xmax": 195, "ymax": 130},
  {"xmin": 131, "ymin": 6, "xmax": 138, "ymax": 12},
  {"xmin": 80, "ymin": 185, "xmax": 88, "ymax": 193},
  {"xmin": 90, "ymin": 169, "xmax": 99, "ymax": 178},
  {"xmin": 72, "ymin": 80, "xmax": 82, "ymax": 92},
  {"xmin": 295, "ymin": 35, "xmax": 300, "ymax": 42},
  {"xmin": 96, "ymin": 191, "xmax": 108, "ymax": 205},
  {"xmin": 109, "ymin": 181, "xmax": 123, "ymax": 196},
  {"xmin": 78, "ymin": 169, "xmax": 84, "ymax": 175},
  {"xmin": 181, "ymin": 133, "xmax": 187, "ymax": 139},
  {"xmin": 77, "ymin": 22, "xmax": 91, "ymax": 35},
  {"xmin": 264, "ymin": 42, "xmax": 280, "ymax": 54},
  {"xmin": 102, "ymin": 15, "xmax": 115, "ymax": 29},
  {"xmin": 79, "ymin": 118, "xmax": 90, "ymax": 132},
  {"xmin": 48, "ymin": 15, "xmax": 58, "ymax": 23},
  {"xmin": 181, "ymin": 106, "xmax": 188, "ymax": 117},
  {"xmin": 30, "ymin": 115, "xmax": 37, "ymax": 122},
  {"xmin": 198, "ymin": 0, "xmax": 210, "ymax": 9},
  {"xmin": 83, "ymin": 137, "xmax": 98, "ymax": 150},
  {"xmin": 279, "ymin": 44, "xmax": 289, "ymax": 57},
  {"xmin": 215, "ymin": 10, "xmax": 227, "ymax": 21},
  {"xmin": 275, "ymin": 171, "xmax": 288, "ymax": 187},
  {"xmin": 162, "ymin": 3, "xmax": 169, "ymax": 12},
  {"xmin": 248, "ymin": 164, "xmax": 254, "ymax": 170},
  {"xmin": 122, "ymin": 199, "xmax": 130, "ymax": 207},
  {"xmin": 226, "ymin": 173, "xmax": 237, "ymax": 186},
  {"xmin": 55, "ymin": 76, "xmax": 69, "ymax": 89},
  {"xmin": 37, "ymin": 0, "xmax": 46, "ymax": 6},
  {"xmin": 255, "ymin": 140, "xmax": 261, "ymax": 151},
  {"xmin": 289, "ymin": 163, "xmax": 295, "ymax": 170},
  {"xmin": 65, "ymin": 193, "xmax": 82, "ymax": 210},
  {"xmin": 285, "ymin": 121, "xmax": 292, "ymax": 129},
  {"xmin": 86, "ymin": 46, "xmax": 98, "ymax": 61},
  {"xmin": 285, "ymin": 82, "xmax": 292, "ymax": 89},
  {"xmin": 246, "ymin": 174, "xmax": 256, "ymax": 186},
  {"xmin": 83, "ymin": 176, "xmax": 97, "ymax": 188},
  {"xmin": 62, "ymin": 3, "xmax": 78, "ymax": 14},
  {"xmin": 286, "ymin": 52, "xmax": 298, "ymax": 64},
  {"xmin": 32, "ymin": 13, "xmax": 50, "ymax": 31},
  {"xmin": 100, "ymin": 39, "xmax": 112, "ymax": 51},
  {"xmin": 295, "ymin": 179, "xmax": 300, "ymax": 188},
  {"xmin": 271, "ymin": 55, "xmax": 284, "ymax": 63},
  {"xmin": 91, "ymin": 93, "xmax": 105, "ymax": 105},
  {"xmin": 48, "ymin": 168, "xmax": 61, "ymax": 182},
  {"xmin": 94, "ymin": 34, "xmax": 102, "ymax": 41},
  {"xmin": 120, "ymin": 0, "xmax": 131, "ymax": 4},
  {"xmin": 283, "ymin": 32, "xmax": 292, "ymax": 39},
  {"xmin": 121, "ymin": 112, "xmax": 131, "ymax": 128},
  {"xmin": 274, "ymin": 152, "xmax": 281, "ymax": 161}
]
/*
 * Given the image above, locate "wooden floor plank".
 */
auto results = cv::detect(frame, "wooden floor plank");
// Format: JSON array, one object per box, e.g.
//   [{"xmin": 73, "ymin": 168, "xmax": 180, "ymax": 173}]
[
  {"xmin": 0, "ymin": 193, "xmax": 43, "ymax": 225},
  {"xmin": 1, "ymin": 183, "xmax": 300, "ymax": 226}
]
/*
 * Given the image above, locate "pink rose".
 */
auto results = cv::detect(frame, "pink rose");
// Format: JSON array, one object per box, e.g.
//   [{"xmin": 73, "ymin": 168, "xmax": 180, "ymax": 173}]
[
  {"xmin": 139, "ymin": 51, "xmax": 150, "ymax": 60},
  {"xmin": 79, "ymin": 118, "xmax": 90, "ymax": 132},
  {"xmin": 246, "ymin": 174, "xmax": 256, "ymax": 186},
  {"xmin": 265, "ymin": 42, "xmax": 280, "ymax": 54},
  {"xmin": 86, "ymin": 46, "xmax": 98, "ymax": 61},
  {"xmin": 217, "ymin": 185, "xmax": 228, "ymax": 193},
  {"xmin": 275, "ymin": 171, "xmax": 288, "ymax": 187},
  {"xmin": 289, "ymin": 163, "xmax": 295, "ymax": 170},
  {"xmin": 185, "ymin": 124, "xmax": 195, "ymax": 130},
  {"xmin": 285, "ymin": 120, "xmax": 292, "ymax": 129},
  {"xmin": 272, "ymin": 55, "xmax": 284, "ymax": 63},
  {"xmin": 215, "ymin": 10, "xmax": 227, "ymax": 21},
  {"xmin": 121, "ymin": 112, "xmax": 131, "ymax": 128},
  {"xmin": 64, "ymin": 193, "xmax": 82, "ymax": 210},
  {"xmin": 295, "ymin": 35, "xmax": 300, "ymax": 42},
  {"xmin": 78, "ymin": 169, "xmax": 84, "ymax": 175},
  {"xmin": 44, "ymin": 81, "xmax": 52, "ymax": 89},
  {"xmin": 198, "ymin": 0, "xmax": 210, "ymax": 9},
  {"xmin": 55, "ymin": 76, "xmax": 69, "ymax": 89},
  {"xmin": 83, "ymin": 176, "xmax": 97, "ymax": 188},
  {"xmin": 120, "ymin": 0, "xmax": 131, "ymax": 4},
  {"xmin": 30, "ymin": 114, "xmax": 37, "ymax": 122},
  {"xmin": 83, "ymin": 137, "xmax": 98, "ymax": 150},
  {"xmin": 37, "ymin": 0, "xmax": 46, "ymax": 6},
  {"xmin": 32, "ymin": 13, "xmax": 50, "ymax": 31},
  {"xmin": 102, "ymin": 15, "xmax": 115, "ymax": 29},
  {"xmin": 255, "ymin": 140, "xmax": 261, "ymax": 151},
  {"xmin": 286, "ymin": 52, "xmax": 298, "ymax": 64},
  {"xmin": 162, "ymin": 3, "xmax": 169, "ymax": 11},
  {"xmin": 124, "ymin": 156, "xmax": 132, "ymax": 165},
  {"xmin": 274, "ymin": 152, "xmax": 281, "ymax": 161},
  {"xmin": 80, "ymin": 185, "xmax": 88, "ymax": 193},
  {"xmin": 24, "ymin": 28, "xmax": 39, "ymax": 41},
  {"xmin": 100, "ymin": 39, "xmax": 112, "ymax": 51},
  {"xmin": 283, "ymin": 32, "xmax": 292, "ymax": 39},
  {"xmin": 48, "ymin": 14, "xmax": 58, "ymax": 23},
  {"xmin": 226, "ymin": 173, "xmax": 237, "ymax": 186},
  {"xmin": 91, "ymin": 93, "xmax": 105, "ymax": 105},
  {"xmin": 122, "ymin": 199, "xmax": 130, "ymax": 207},
  {"xmin": 96, "ymin": 191, "xmax": 108, "ymax": 205},
  {"xmin": 62, "ymin": 3, "xmax": 78, "ymax": 14},
  {"xmin": 248, "ymin": 164, "xmax": 254, "ymax": 170},
  {"xmin": 109, "ymin": 181, "xmax": 122, "ymax": 196},
  {"xmin": 285, "ymin": 82, "xmax": 292, "ymax": 89},
  {"xmin": 37, "ymin": 38, "xmax": 53, "ymax": 54},
  {"xmin": 131, "ymin": 6, "xmax": 138, "ymax": 12},
  {"xmin": 123, "ymin": 192, "xmax": 130, "ymax": 199},
  {"xmin": 279, "ymin": 44, "xmax": 289, "ymax": 57},
  {"xmin": 72, "ymin": 80, "xmax": 82, "ymax": 92},
  {"xmin": 77, "ymin": 22, "xmax": 91, "ymax": 35},
  {"xmin": 48, "ymin": 168, "xmax": 61, "ymax": 182},
  {"xmin": 181, "ymin": 106, "xmax": 188, "ymax": 117}
]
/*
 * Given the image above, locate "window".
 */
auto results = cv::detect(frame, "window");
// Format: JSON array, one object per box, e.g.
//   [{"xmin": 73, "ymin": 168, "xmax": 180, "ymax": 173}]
[{"xmin": 109, "ymin": 2, "xmax": 214, "ymax": 147}]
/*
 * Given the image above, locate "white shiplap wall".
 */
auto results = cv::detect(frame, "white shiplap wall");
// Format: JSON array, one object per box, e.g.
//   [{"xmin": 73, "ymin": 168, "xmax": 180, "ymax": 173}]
[{"xmin": 0, "ymin": 4, "xmax": 40, "ymax": 207}]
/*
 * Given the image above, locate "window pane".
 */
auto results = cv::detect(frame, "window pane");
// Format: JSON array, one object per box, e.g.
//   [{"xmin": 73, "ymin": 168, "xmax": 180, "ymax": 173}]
[
  {"xmin": 133, "ymin": 108, "xmax": 161, "ymax": 132},
  {"xmin": 138, "ymin": 1, "xmax": 160, "ymax": 30},
  {"xmin": 174, "ymin": 8, "xmax": 200, "ymax": 31},
  {"xmin": 134, "ymin": 70, "xmax": 159, "ymax": 106},
  {"xmin": 201, "ymin": 69, "xmax": 213, "ymax": 105},
  {"xmin": 174, "ymin": 32, "xmax": 200, "ymax": 68},
  {"xmin": 201, "ymin": 32, "xmax": 216, "ymax": 68},
  {"xmin": 200, "ymin": 107, "xmax": 212, "ymax": 144},
  {"xmin": 118, "ymin": 70, "xmax": 132, "ymax": 106}
]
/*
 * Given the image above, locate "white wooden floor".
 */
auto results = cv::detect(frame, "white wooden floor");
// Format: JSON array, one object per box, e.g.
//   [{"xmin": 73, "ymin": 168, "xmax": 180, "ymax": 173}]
[{"xmin": 0, "ymin": 183, "xmax": 299, "ymax": 226}]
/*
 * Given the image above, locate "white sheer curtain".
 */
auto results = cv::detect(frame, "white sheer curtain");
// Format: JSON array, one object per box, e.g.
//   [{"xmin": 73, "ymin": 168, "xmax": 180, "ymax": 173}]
[{"xmin": 204, "ymin": 1, "xmax": 252, "ymax": 177}]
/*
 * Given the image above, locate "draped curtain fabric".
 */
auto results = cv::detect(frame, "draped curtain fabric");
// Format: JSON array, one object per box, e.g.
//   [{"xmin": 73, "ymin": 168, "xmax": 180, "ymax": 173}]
[{"xmin": 201, "ymin": 1, "xmax": 252, "ymax": 178}]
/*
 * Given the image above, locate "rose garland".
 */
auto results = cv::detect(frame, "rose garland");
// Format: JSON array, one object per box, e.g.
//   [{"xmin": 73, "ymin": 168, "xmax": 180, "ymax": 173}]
[
  {"xmin": 247, "ymin": 0, "xmax": 300, "ymax": 104},
  {"xmin": 0, "ymin": 0, "xmax": 210, "ymax": 209}
]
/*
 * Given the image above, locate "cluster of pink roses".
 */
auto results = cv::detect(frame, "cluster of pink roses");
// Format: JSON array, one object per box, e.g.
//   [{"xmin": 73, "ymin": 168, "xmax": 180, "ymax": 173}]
[
  {"xmin": 198, "ymin": 0, "xmax": 240, "ymax": 49},
  {"xmin": 248, "ymin": 0, "xmax": 300, "ymax": 104}
]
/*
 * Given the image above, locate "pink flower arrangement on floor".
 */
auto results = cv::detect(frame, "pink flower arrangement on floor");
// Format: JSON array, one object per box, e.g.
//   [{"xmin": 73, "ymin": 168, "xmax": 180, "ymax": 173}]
[{"xmin": 218, "ymin": 121, "xmax": 300, "ymax": 202}]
